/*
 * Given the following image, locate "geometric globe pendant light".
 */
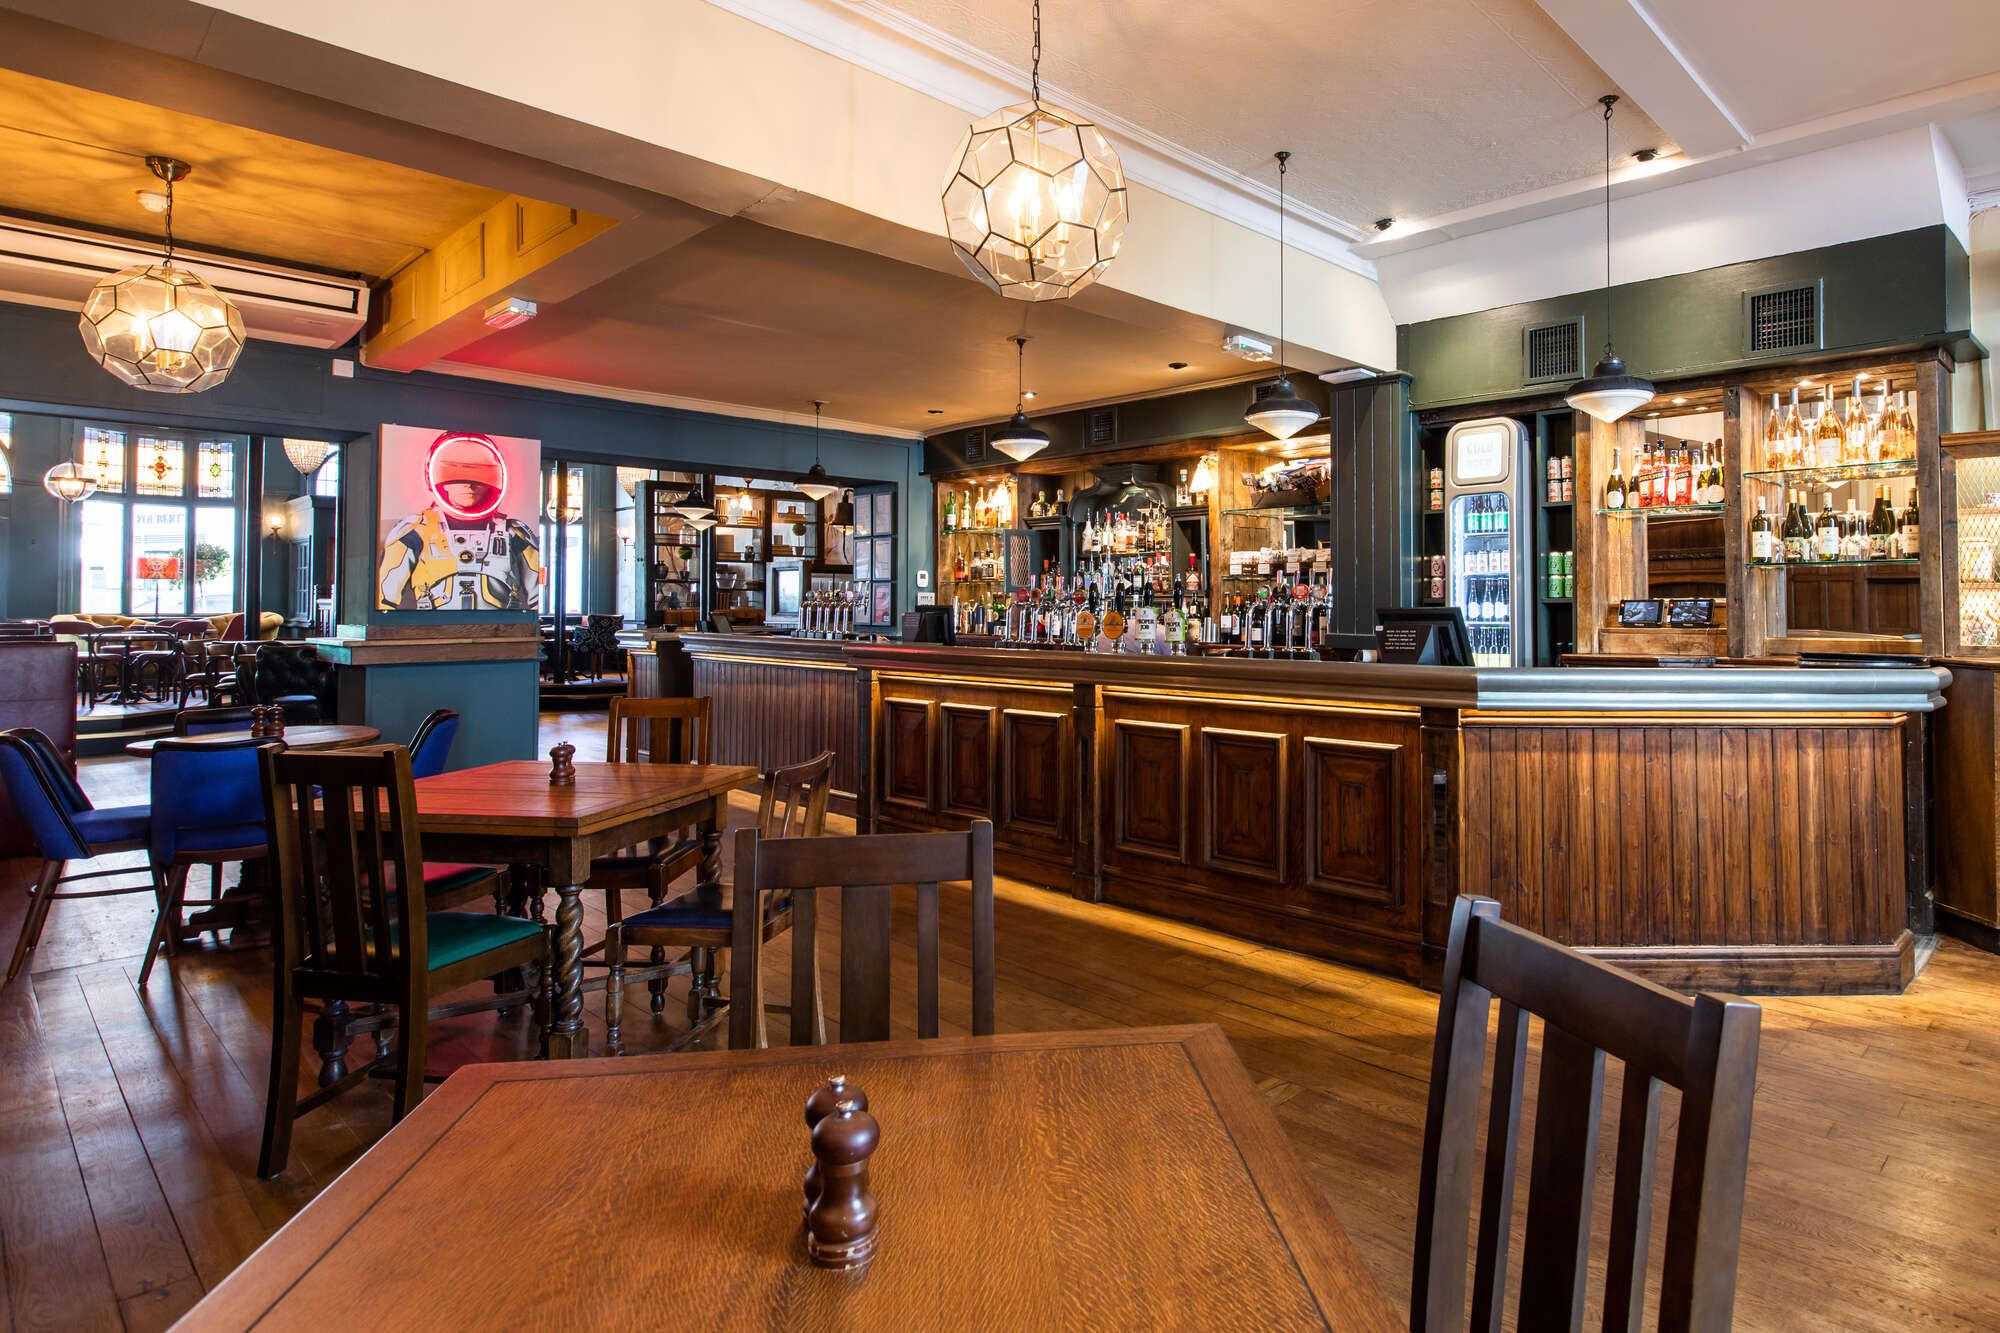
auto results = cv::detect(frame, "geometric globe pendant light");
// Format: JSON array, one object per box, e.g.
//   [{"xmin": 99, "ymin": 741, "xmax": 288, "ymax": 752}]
[
  {"xmin": 941, "ymin": 0, "xmax": 1128, "ymax": 302},
  {"xmin": 42, "ymin": 461, "xmax": 99, "ymax": 504},
  {"xmin": 797, "ymin": 401, "xmax": 842, "ymax": 502},
  {"xmin": 1244, "ymin": 150, "xmax": 1321, "ymax": 441},
  {"xmin": 991, "ymin": 336, "xmax": 1050, "ymax": 462},
  {"xmin": 78, "ymin": 157, "xmax": 245, "ymax": 395},
  {"xmin": 1565, "ymin": 96, "xmax": 1655, "ymax": 425}
]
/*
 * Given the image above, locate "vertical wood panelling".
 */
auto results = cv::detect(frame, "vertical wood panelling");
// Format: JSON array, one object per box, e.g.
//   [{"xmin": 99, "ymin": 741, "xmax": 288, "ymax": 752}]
[
  {"xmin": 1200, "ymin": 729, "xmax": 1287, "ymax": 882},
  {"xmin": 691, "ymin": 655, "xmax": 861, "ymax": 795},
  {"xmin": 939, "ymin": 704, "xmax": 996, "ymax": 818}
]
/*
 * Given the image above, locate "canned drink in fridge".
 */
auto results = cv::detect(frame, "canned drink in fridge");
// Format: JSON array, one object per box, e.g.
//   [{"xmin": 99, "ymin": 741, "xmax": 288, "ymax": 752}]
[
  {"xmin": 1547, "ymin": 456, "xmax": 1560, "ymax": 481},
  {"xmin": 1429, "ymin": 575, "xmax": 1445, "ymax": 600},
  {"xmin": 1547, "ymin": 479, "xmax": 1561, "ymax": 504},
  {"xmin": 1560, "ymin": 454, "xmax": 1573, "ymax": 480},
  {"xmin": 1561, "ymin": 477, "xmax": 1574, "ymax": 503}
]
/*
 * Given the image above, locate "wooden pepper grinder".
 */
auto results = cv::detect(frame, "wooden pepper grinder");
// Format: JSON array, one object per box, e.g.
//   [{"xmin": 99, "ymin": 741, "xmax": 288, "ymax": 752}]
[
  {"xmin": 802, "ymin": 1075, "xmax": 868, "ymax": 1221},
  {"xmin": 806, "ymin": 1084, "xmax": 880, "ymax": 1270},
  {"xmin": 548, "ymin": 741, "xmax": 576, "ymax": 787}
]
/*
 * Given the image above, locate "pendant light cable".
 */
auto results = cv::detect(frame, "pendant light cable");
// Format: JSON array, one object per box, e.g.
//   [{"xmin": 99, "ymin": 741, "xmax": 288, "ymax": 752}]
[
  {"xmin": 163, "ymin": 171, "xmax": 175, "ymax": 264},
  {"xmin": 1029, "ymin": 0, "xmax": 1041, "ymax": 106},
  {"xmin": 1599, "ymin": 94, "xmax": 1616, "ymax": 358},
  {"xmin": 1276, "ymin": 150, "xmax": 1290, "ymax": 372}
]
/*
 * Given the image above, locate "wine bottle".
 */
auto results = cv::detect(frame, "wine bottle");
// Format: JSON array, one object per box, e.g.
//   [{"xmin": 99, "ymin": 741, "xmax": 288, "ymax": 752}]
[
  {"xmin": 1764, "ymin": 394, "xmax": 1786, "ymax": 469},
  {"xmin": 1605, "ymin": 447, "xmax": 1627, "ymax": 509},
  {"xmin": 1867, "ymin": 486, "xmax": 1894, "ymax": 560},
  {"xmin": 1814, "ymin": 492, "xmax": 1840, "ymax": 561},
  {"xmin": 1784, "ymin": 388, "xmax": 1808, "ymax": 467},
  {"xmin": 1781, "ymin": 490, "xmax": 1810, "ymax": 563},
  {"xmin": 1843, "ymin": 375, "xmax": 1870, "ymax": 466},
  {"xmin": 1899, "ymin": 488, "xmax": 1921, "ymax": 557},
  {"xmin": 1841, "ymin": 500, "xmax": 1864, "ymax": 561},
  {"xmin": 1814, "ymin": 388, "xmax": 1842, "ymax": 467},
  {"xmin": 1896, "ymin": 392, "xmax": 1918, "ymax": 460},
  {"xmin": 1749, "ymin": 497, "xmax": 1776, "ymax": 562}
]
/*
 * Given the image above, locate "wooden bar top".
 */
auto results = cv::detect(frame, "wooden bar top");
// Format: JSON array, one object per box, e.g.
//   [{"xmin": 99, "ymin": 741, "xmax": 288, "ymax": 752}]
[{"xmin": 188, "ymin": 1026, "xmax": 1399, "ymax": 1330}]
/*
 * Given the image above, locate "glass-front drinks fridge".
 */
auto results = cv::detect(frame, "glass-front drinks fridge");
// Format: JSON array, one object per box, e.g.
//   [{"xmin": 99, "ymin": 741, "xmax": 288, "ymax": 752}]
[{"xmin": 1445, "ymin": 417, "xmax": 1532, "ymax": 666}]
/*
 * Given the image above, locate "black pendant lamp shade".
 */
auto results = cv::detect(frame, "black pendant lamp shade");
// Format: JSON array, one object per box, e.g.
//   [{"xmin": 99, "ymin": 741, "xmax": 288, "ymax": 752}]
[
  {"xmin": 797, "ymin": 400, "xmax": 841, "ymax": 502},
  {"xmin": 1564, "ymin": 95, "xmax": 1655, "ymax": 424},
  {"xmin": 992, "ymin": 336, "xmax": 1050, "ymax": 461},
  {"xmin": 1246, "ymin": 150, "xmax": 1321, "ymax": 440}
]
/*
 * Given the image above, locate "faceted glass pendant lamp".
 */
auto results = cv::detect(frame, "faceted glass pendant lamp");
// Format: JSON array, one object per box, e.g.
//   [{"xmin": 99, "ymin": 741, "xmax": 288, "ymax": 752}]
[
  {"xmin": 1565, "ymin": 95, "xmax": 1655, "ymax": 424},
  {"xmin": 941, "ymin": 0, "xmax": 1128, "ymax": 302},
  {"xmin": 78, "ymin": 157, "xmax": 246, "ymax": 394}
]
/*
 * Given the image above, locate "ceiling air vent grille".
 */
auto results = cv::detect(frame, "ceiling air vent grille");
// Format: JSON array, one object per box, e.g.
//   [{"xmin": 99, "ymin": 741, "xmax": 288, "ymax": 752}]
[
  {"xmin": 1086, "ymin": 408, "xmax": 1117, "ymax": 448},
  {"xmin": 1744, "ymin": 280, "xmax": 1823, "ymax": 356},
  {"xmin": 1522, "ymin": 318, "xmax": 1583, "ymax": 385},
  {"xmin": 961, "ymin": 429, "xmax": 988, "ymax": 465}
]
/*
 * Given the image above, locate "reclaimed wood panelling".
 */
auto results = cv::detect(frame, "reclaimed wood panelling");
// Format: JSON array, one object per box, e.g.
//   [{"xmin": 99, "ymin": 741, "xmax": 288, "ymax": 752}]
[{"xmin": 690, "ymin": 653, "xmax": 861, "ymax": 796}]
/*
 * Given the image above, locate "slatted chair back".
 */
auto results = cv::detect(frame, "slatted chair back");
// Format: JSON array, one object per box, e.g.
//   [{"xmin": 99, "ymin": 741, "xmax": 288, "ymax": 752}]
[
  {"xmin": 755, "ymin": 749, "xmax": 835, "ymax": 840},
  {"xmin": 606, "ymin": 695, "xmax": 712, "ymax": 766},
  {"xmin": 728, "ymin": 820, "xmax": 993, "ymax": 1048},
  {"xmin": 1412, "ymin": 896, "xmax": 1761, "ymax": 1333},
  {"xmin": 261, "ymin": 745, "xmax": 429, "ymax": 988}
]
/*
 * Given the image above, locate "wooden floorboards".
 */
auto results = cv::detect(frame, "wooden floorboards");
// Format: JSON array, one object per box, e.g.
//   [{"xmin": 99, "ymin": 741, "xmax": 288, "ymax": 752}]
[{"xmin": 1, "ymin": 710, "xmax": 1998, "ymax": 1329}]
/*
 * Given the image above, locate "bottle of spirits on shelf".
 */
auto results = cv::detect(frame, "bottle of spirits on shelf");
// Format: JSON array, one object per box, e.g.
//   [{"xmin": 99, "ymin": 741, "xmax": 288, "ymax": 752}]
[
  {"xmin": 943, "ymin": 491, "xmax": 957, "ymax": 533},
  {"xmin": 1176, "ymin": 468, "xmax": 1191, "ymax": 507},
  {"xmin": 1899, "ymin": 489, "xmax": 1921, "ymax": 557},
  {"xmin": 1814, "ymin": 387, "xmax": 1843, "ymax": 467},
  {"xmin": 1843, "ymin": 375, "xmax": 1871, "ymax": 466},
  {"xmin": 1784, "ymin": 388, "xmax": 1808, "ymax": 468},
  {"xmin": 1749, "ymin": 497, "xmax": 1777, "ymax": 562},
  {"xmin": 953, "ymin": 549, "xmax": 967, "ymax": 581},
  {"xmin": 1764, "ymin": 394, "xmax": 1786, "ymax": 469},
  {"xmin": 1604, "ymin": 448, "xmax": 1626, "ymax": 509},
  {"xmin": 1868, "ymin": 486, "xmax": 1895, "ymax": 560},
  {"xmin": 1814, "ymin": 492, "xmax": 1840, "ymax": 561},
  {"xmin": 1185, "ymin": 553, "xmax": 1201, "ymax": 593}
]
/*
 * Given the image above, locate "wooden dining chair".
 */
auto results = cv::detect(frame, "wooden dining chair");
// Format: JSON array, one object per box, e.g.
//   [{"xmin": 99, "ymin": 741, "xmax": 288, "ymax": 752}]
[
  {"xmin": 726, "ymin": 819, "xmax": 994, "ymax": 1049},
  {"xmin": 603, "ymin": 749, "xmax": 835, "ymax": 1053},
  {"xmin": 257, "ymin": 744, "xmax": 550, "ymax": 1178},
  {"xmin": 1411, "ymin": 896, "xmax": 1761, "ymax": 1333}
]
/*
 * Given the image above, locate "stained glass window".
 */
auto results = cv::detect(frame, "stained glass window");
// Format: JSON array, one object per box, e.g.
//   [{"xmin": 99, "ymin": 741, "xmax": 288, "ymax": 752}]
[
  {"xmin": 135, "ymin": 435, "xmax": 185, "ymax": 496},
  {"xmin": 196, "ymin": 439, "xmax": 233, "ymax": 498},
  {"xmin": 85, "ymin": 426, "xmax": 126, "ymax": 493}
]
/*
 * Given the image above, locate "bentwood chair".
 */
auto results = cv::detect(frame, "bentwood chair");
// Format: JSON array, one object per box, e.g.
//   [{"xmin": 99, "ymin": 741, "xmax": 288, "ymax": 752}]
[
  {"xmin": 725, "ymin": 820, "xmax": 994, "ymax": 1049},
  {"xmin": 0, "ymin": 729, "xmax": 152, "ymax": 982},
  {"xmin": 139, "ymin": 736, "xmax": 283, "ymax": 987},
  {"xmin": 1411, "ymin": 896, "xmax": 1762, "ymax": 1333},
  {"xmin": 604, "ymin": 749, "xmax": 836, "ymax": 1053},
  {"xmin": 257, "ymin": 745, "xmax": 550, "ymax": 1177}
]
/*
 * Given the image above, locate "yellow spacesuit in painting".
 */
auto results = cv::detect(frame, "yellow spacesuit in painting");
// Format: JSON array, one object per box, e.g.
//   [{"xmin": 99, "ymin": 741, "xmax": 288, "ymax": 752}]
[{"xmin": 376, "ymin": 507, "xmax": 543, "ymax": 611}]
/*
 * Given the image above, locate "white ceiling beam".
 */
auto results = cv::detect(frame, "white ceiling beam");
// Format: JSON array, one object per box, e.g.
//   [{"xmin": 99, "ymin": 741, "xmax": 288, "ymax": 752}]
[{"xmin": 1532, "ymin": 0, "xmax": 1750, "ymax": 157}]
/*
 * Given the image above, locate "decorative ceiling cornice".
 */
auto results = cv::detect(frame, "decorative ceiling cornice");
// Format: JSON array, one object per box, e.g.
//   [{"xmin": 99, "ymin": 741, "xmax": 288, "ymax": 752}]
[{"xmin": 701, "ymin": 0, "xmax": 1378, "ymax": 280}]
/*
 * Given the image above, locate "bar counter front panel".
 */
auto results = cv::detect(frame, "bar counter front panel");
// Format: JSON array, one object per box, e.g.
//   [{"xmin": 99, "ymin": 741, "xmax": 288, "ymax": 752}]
[{"xmin": 670, "ymin": 634, "xmax": 1947, "ymax": 994}]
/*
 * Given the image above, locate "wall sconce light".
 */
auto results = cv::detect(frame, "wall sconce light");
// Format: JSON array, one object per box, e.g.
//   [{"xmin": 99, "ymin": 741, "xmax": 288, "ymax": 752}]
[{"xmin": 265, "ymin": 508, "xmax": 287, "ymax": 541}]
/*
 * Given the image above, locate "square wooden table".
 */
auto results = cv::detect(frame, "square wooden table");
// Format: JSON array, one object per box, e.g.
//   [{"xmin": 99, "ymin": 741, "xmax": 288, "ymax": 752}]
[
  {"xmin": 186, "ymin": 1026, "xmax": 1399, "ymax": 1329},
  {"xmin": 411, "ymin": 760, "xmax": 759, "ymax": 1059}
]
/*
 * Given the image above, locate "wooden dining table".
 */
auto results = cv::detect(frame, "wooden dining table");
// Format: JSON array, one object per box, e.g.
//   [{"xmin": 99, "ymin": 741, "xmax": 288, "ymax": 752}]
[
  {"xmin": 410, "ymin": 759, "xmax": 758, "ymax": 1059},
  {"xmin": 184, "ymin": 1025, "xmax": 1399, "ymax": 1328},
  {"xmin": 124, "ymin": 723, "xmax": 380, "ymax": 756}
]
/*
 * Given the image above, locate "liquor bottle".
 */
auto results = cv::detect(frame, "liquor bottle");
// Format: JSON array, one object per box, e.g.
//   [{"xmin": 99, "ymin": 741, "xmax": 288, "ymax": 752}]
[
  {"xmin": 1843, "ymin": 375, "xmax": 1871, "ymax": 466},
  {"xmin": 1604, "ymin": 448, "xmax": 1627, "ymax": 509},
  {"xmin": 1749, "ymin": 497, "xmax": 1776, "ymax": 562},
  {"xmin": 1185, "ymin": 553, "xmax": 1201, "ymax": 593},
  {"xmin": 943, "ymin": 491, "xmax": 957, "ymax": 533},
  {"xmin": 1784, "ymin": 388, "xmax": 1808, "ymax": 468},
  {"xmin": 1781, "ymin": 490, "xmax": 1810, "ymax": 563},
  {"xmin": 1814, "ymin": 387, "xmax": 1843, "ymax": 467},
  {"xmin": 953, "ymin": 548, "xmax": 967, "ymax": 581},
  {"xmin": 1814, "ymin": 492, "xmax": 1840, "ymax": 562},
  {"xmin": 1177, "ymin": 468, "xmax": 1191, "ymax": 507},
  {"xmin": 1764, "ymin": 394, "xmax": 1786, "ymax": 470},
  {"xmin": 1867, "ymin": 486, "xmax": 1894, "ymax": 560},
  {"xmin": 1899, "ymin": 488, "xmax": 1921, "ymax": 558},
  {"xmin": 1895, "ymin": 391, "xmax": 1918, "ymax": 460},
  {"xmin": 1081, "ymin": 516, "xmax": 1096, "ymax": 554}
]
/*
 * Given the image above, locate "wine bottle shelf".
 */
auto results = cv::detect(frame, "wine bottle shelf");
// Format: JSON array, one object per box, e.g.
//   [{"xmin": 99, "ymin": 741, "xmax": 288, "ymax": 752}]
[
  {"xmin": 941, "ymin": 527, "xmax": 1006, "ymax": 537},
  {"xmin": 1744, "ymin": 558, "xmax": 1919, "ymax": 569},
  {"xmin": 1222, "ymin": 505, "xmax": 1329, "ymax": 520},
  {"xmin": 1742, "ymin": 459, "xmax": 1918, "ymax": 487},
  {"xmin": 1595, "ymin": 504, "xmax": 1727, "ymax": 518}
]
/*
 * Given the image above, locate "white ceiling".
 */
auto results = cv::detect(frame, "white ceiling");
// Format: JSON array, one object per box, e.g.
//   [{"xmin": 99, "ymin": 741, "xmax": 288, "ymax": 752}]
[{"xmin": 870, "ymin": 0, "xmax": 1672, "ymax": 229}]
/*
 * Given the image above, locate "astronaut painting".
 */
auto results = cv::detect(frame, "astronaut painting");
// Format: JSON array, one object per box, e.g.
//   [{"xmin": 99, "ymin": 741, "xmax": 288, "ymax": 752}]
[{"xmin": 376, "ymin": 428, "xmax": 543, "ymax": 613}]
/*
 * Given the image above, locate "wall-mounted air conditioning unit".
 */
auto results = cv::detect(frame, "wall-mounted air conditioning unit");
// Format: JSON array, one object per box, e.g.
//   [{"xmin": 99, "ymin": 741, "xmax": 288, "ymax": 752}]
[{"xmin": 0, "ymin": 213, "xmax": 368, "ymax": 349}]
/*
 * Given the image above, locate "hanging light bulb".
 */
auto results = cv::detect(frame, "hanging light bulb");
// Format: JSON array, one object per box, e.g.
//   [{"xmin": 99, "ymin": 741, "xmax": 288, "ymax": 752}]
[
  {"xmin": 1565, "ymin": 95, "xmax": 1656, "ymax": 424},
  {"xmin": 670, "ymin": 476, "xmax": 714, "ymax": 520},
  {"xmin": 941, "ymin": 0, "xmax": 1128, "ymax": 301},
  {"xmin": 78, "ymin": 157, "xmax": 245, "ymax": 394},
  {"xmin": 1245, "ymin": 151, "xmax": 1321, "ymax": 441},
  {"xmin": 797, "ymin": 401, "xmax": 841, "ymax": 502},
  {"xmin": 1189, "ymin": 453, "xmax": 1218, "ymax": 496},
  {"xmin": 42, "ymin": 461, "xmax": 99, "ymax": 503},
  {"xmin": 992, "ymin": 336, "xmax": 1051, "ymax": 462}
]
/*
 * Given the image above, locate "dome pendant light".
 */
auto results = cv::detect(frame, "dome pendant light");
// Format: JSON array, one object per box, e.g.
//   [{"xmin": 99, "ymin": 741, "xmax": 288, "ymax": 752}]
[
  {"xmin": 992, "ymin": 336, "xmax": 1051, "ymax": 461},
  {"xmin": 797, "ymin": 401, "xmax": 841, "ymax": 502},
  {"xmin": 1565, "ymin": 95, "xmax": 1655, "ymax": 425},
  {"xmin": 78, "ymin": 156, "xmax": 246, "ymax": 394},
  {"xmin": 941, "ymin": 0, "xmax": 1129, "ymax": 302},
  {"xmin": 42, "ymin": 461, "xmax": 99, "ymax": 503},
  {"xmin": 1244, "ymin": 151, "xmax": 1320, "ymax": 441}
]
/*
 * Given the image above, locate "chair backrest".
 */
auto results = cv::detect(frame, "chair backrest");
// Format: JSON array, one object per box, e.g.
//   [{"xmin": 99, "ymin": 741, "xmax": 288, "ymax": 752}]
[
  {"xmin": 175, "ymin": 705, "xmax": 258, "ymax": 736},
  {"xmin": 1412, "ymin": 896, "xmax": 1761, "ymax": 1333},
  {"xmin": 216, "ymin": 613, "xmax": 246, "ymax": 641},
  {"xmin": 0, "ymin": 732, "xmax": 91, "ymax": 859},
  {"xmin": 606, "ymin": 695, "xmax": 712, "ymax": 765},
  {"xmin": 150, "ymin": 737, "xmax": 282, "ymax": 864},
  {"xmin": 728, "ymin": 820, "xmax": 993, "ymax": 1048},
  {"xmin": 756, "ymin": 749, "xmax": 835, "ymax": 839},
  {"xmin": 0, "ymin": 647, "xmax": 79, "ymax": 860},
  {"xmin": 261, "ymin": 744, "xmax": 427, "ymax": 985},
  {"xmin": 408, "ymin": 709, "xmax": 459, "ymax": 779},
  {"xmin": 6, "ymin": 727, "xmax": 91, "ymax": 814}
]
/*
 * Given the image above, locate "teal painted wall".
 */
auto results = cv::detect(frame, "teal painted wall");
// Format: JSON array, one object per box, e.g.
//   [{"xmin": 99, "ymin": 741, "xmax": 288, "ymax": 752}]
[{"xmin": 346, "ymin": 659, "xmax": 540, "ymax": 768}]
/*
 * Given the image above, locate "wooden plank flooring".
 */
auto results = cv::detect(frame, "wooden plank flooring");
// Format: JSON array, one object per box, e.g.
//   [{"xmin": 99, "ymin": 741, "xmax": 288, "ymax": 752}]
[{"xmin": 1, "ymin": 711, "xmax": 1998, "ymax": 1329}]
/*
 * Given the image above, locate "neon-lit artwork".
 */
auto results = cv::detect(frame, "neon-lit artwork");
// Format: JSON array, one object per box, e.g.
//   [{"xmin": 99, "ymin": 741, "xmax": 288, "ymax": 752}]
[{"xmin": 376, "ymin": 424, "xmax": 542, "ymax": 613}]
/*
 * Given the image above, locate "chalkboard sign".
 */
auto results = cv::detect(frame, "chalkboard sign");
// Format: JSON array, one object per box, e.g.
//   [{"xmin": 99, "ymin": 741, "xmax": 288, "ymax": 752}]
[
  {"xmin": 1617, "ymin": 599, "xmax": 1664, "ymax": 627},
  {"xmin": 1667, "ymin": 598, "xmax": 1715, "ymax": 627}
]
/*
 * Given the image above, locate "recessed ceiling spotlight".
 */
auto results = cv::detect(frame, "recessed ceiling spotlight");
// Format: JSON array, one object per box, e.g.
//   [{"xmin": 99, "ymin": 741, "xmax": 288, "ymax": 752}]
[
  {"xmin": 1373, "ymin": 217, "xmax": 1394, "ymax": 232},
  {"xmin": 1672, "ymin": 396, "xmax": 1688, "ymax": 405},
  {"xmin": 1022, "ymin": 390, "xmax": 1036, "ymax": 400},
  {"xmin": 1798, "ymin": 378, "xmax": 1815, "ymax": 387},
  {"xmin": 135, "ymin": 189, "xmax": 169, "ymax": 214},
  {"xmin": 1634, "ymin": 148, "xmax": 1659, "ymax": 163},
  {"xmin": 1167, "ymin": 361, "xmax": 1188, "ymax": 371}
]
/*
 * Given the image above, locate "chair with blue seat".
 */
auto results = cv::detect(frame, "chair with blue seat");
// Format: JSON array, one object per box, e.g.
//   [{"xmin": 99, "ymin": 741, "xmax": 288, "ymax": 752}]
[
  {"xmin": 257, "ymin": 744, "xmax": 551, "ymax": 1177},
  {"xmin": 139, "ymin": 735, "xmax": 283, "ymax": 987},
  {"xmin": 403, "ymin": 709, "xmax": 502, "ymax": 911},
  {"xmin": 408, "ymin": 708, "xmax": 460, "ymax": 779},
  {"xmin": 603, "ymin": 747, "xmax": 835, "ymax": 1053},
  {"xmin": 174, "ymin": 704, "xmax": 259, "ymax": 736},
  {"xmin": 0, "ymin": 729, "xmax": 154, "ymax": 982}
]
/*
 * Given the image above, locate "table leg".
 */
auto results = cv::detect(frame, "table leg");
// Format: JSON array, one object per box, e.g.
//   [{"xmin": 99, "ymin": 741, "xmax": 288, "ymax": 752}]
[{"xmin": 542, "ymin": 882, "xmax": 587, "ymax": 1059}]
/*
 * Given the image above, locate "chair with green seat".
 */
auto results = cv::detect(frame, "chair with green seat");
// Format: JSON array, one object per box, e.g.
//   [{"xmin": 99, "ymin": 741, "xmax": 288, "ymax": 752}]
[{"xmin": 257, "ymin": 743, "xmax": 550, "ymax": 1178}]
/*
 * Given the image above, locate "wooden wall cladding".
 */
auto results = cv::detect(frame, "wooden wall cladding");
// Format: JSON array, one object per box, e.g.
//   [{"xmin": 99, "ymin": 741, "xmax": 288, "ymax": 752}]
[
  {"xmin": 690, "ymin": 653, "xmax": 860, "ymax": 796},
  {"xmin": 1459, "ymin": 718, "xmax": 1912, "ymax": 992}
]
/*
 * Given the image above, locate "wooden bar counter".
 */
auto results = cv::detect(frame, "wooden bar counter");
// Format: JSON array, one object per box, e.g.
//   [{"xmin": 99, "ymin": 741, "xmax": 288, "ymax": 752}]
[{"xmin": 670, "ymin": 633, "xmax": 1948, "ymax": 994}]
